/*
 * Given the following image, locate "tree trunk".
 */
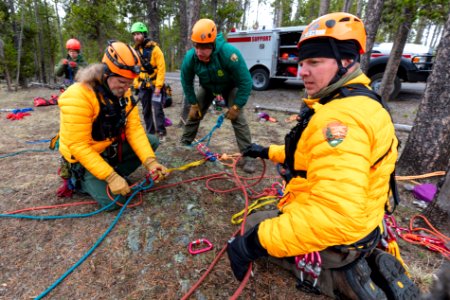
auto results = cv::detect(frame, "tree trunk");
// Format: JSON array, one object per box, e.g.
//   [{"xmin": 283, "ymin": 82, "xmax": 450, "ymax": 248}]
[
  {"xmin": 379, "ymin": 7, "xmax": 414, "ymax": 101},
  {"xmin": 0, "ymin": 39, "xmax": 12, "ymax": 91},
  {"xmin": 318, "ymin": 0, "xmax": 330, "ymax": 16},
  {"xmin": 397, "ymin": 13, "xmax": 450, "ymax": 175},
  {"xmin": 414, "ymin": 16, "xmax": 427, "ymax": 44},
  {"xmin": 15, "ymin": 9, "xmax": 25, "ymax": 91},
  {"xmin": 431, "ymin": 24, "xmax": 443, "ymax": 49},
  {"xmin": 147, "ymin": 0, "xmax": 160, "ymax": 43},
  {"xmin": 360, "ymin": 0, "xmax": 384, "ymax": 74},
  {"xmin": 34, "ymin": 0, "xmax": 46, "ymax": 83},
  {"xmin": 178, "ymin": 0, "xmax": 188, "ymax": 58},
  {"xmin": 356, "ymin": 0, "xmax": 365, "ymax": 17},
  {"xmin": 342, "ymin": 0, "xmax": 353, "ymax": 12},
  {"xmin": 54, "ymin": 0, "xmax": 65, "ymax": 59},
  {"xmin": 241, "ymin": 0, "xmax": 250, "ymax": 30}
]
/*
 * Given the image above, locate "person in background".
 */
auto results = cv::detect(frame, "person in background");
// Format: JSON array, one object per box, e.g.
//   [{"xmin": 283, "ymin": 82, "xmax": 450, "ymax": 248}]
[
  {"xmin": 57, "ymin": 41, "xmax": 167, "ymax": 210},
  {"xmin": 131, "ymin": 22, "xmax": 167, "ymax": 142},
  {"xmin": 54, "ymin": 38, "xmax": 87, "ymax": 87},
  {"xmin": 227, "ymin": 12, "xmax": 420, "ymax": 299},
  {"xmin": 180, "ymin": 18, "xmax": 256, "ymax": 173}
]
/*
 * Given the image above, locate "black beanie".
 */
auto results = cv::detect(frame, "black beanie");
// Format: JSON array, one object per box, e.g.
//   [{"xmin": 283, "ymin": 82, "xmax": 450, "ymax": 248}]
[{"xmin": 298, "ymin": 38, "xmax": 360, "ymax": 61}]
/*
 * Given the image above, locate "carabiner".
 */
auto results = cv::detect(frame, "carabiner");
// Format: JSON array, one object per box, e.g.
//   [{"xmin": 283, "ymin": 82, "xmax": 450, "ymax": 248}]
[{"xmin": 188, "ymin": 238, "xmax": 213, "ymax": 255}]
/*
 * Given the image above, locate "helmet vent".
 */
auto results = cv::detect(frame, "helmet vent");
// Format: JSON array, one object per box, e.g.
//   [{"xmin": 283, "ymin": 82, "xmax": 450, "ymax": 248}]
[{"xmin": 339, "ymin": 17, "xmax": 351, "ymax": 22}]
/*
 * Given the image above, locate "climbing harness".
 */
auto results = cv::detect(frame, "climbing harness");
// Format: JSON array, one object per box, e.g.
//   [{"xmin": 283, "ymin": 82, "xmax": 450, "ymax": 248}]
[{"xmin": 188, "ymin": 239, "xmax": 214, "ymax": 255}]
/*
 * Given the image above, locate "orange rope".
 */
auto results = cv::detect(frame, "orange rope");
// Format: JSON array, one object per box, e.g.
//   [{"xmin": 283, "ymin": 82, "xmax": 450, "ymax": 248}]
[{"xmin": 395, "ymin": 171, "xmax": 445, "ymax": 181}]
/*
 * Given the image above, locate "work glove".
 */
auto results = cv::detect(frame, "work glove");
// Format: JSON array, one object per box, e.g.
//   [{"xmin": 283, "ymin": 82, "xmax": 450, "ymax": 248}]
[
  {"xmin": 61, "ymin": 59, "xmax": 68, "ymax": 65},
  {"xmin": 144, "ymin": 157, "xmax": 168, "ymax": 183},
  {"xmin": 242, "ymin": 143, "xmax": 269, "ymax": 159},
  {"xmin": 105, "ymin": 171, "xmax": 130, "ymax": 196},
  {"xmin": 225, "ymin": 105, "xmax": 240, "ymax": 121},
  {"xmin": 188, "ymin": 104, "xmax": 202, "ymax": 121},
  {"xmin": 69, "ymin": 61, "xmax": 77, "ymax": 68},
  {"xmin": 227, "ymin": 224, "xmax": 268, "ymax": 281}
]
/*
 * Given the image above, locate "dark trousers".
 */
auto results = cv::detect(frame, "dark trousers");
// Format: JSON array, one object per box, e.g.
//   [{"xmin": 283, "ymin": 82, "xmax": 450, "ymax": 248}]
[{"xmin": 140, "ymin": 88, "xmax": 166, "ymax": 135}]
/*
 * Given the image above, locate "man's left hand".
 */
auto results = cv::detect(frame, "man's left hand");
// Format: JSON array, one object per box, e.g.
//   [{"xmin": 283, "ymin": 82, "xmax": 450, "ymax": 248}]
[
  {"xmin": 225, "ymin": 105, "xmax": 240, "ymax": 121},
  {"xmin": 227, "ymin": 224, "xmax": 268, "ymax": 281},
  {"xmin": 69, "ymin": 61, "xmax": 77, "ymax": 68}
]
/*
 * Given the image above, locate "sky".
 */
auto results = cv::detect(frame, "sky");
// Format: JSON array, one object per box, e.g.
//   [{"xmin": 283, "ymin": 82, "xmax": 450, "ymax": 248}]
[{"xmin": 245, "ymin": 0, "xmax": 275, "ymax": 30}]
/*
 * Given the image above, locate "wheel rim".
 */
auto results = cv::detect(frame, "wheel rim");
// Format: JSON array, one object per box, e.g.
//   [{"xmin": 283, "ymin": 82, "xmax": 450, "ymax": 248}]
[{"xmin": 253, "ymin": 73, "xmax": 266, "ymax": 89}]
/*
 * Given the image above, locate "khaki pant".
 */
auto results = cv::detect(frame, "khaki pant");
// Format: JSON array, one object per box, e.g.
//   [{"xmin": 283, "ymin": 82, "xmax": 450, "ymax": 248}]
[
  {"xmin": 180, "ymin": 86, "xmax": 252, "ymax": 152},
  {"xmin": 245, "ymin": 210, "xmax": 362, "ymax": 297}
]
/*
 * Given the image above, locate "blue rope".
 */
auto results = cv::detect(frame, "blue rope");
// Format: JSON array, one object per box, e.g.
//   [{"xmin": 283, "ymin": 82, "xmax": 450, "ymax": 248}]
[
  {"xmin": 27, "ymin": 179, "xmax": 154, "ymax": 299},
  {"xmin": 0, "ymin": 149, "xmax": 51, "ymax": 159},
  {"xmin": 191, "ymin": 113, "xmax": 225, "ymax": 147},
  {"xmin": 25, "ymin": 139, "xmax": 51, "ymax": 144}
]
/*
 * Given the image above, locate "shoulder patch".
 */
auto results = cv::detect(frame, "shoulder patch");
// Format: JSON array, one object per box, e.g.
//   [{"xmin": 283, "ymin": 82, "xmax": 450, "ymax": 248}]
[
  {"xmin": 230, "ymin": 53, "xmax": 238, "ymax": 62},
  {"xmin": 323, "ymin": 121, "xmax": 348, "ymax": 147}
]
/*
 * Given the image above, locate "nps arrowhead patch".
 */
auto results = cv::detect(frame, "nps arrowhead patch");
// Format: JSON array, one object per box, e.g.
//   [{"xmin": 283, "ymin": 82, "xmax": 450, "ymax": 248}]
[{"xmin": 323, "ymin": 121, "xmax": 348, "ymax": 147}]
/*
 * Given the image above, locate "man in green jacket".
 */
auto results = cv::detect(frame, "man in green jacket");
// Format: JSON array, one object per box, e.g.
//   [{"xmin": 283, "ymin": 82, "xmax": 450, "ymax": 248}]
[
  {"xmin": 180, "ymin": 18, "xmax": 255, "ymax": 173},
  {"xmin": 54, "ymin": 38, "xmax": 87, "ymax": 87}
]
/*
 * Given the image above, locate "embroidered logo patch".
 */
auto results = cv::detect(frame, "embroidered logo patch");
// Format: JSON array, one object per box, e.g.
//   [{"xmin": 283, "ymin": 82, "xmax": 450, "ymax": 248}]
[
  {"xmin": 323, "ymin": 121, "xmax": 348, "ymax": 147},
  {"xmin": 230, "ymin": 53, "xmax": 238, "ymax": 62},
  {"xmin": 217, "ymin": 69, "xmax": 224, "ymax": 77}
]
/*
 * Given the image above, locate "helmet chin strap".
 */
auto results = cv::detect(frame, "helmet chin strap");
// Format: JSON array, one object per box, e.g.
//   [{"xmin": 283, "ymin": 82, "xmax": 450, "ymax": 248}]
[{"xmin": 328, "ymin": 38, "xmax": 358, "ymax": 85}]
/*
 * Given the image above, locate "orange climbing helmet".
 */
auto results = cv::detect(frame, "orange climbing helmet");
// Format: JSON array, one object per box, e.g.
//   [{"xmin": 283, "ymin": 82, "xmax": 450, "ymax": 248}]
[
  {"xmin": 191, "ymin": 19, "xmax": 217, "ymax": 44},
  {"xmin": 298, "ymin": 12, "xmax": 366, "ymax": 54},
  {"xmin": 102, "ymin": 41, "xmax": 141, "ymax": 79},
  {"xmin": 66, "ymin": 38, "xmax": 81, "ymax": 51}
]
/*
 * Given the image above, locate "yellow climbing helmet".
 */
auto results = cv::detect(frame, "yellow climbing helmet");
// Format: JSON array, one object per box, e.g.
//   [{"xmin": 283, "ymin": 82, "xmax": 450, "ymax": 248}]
[
  {"xmin": 102, "ymin": 41, "xmax": 141, "ymax": 79},
  {"xmin": 191, "ymin": 19, "xmax": 217, "ymax": 44}
]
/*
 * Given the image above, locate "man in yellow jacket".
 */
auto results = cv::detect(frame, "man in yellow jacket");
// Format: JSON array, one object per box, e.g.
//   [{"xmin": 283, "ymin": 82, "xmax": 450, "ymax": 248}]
[
  {"xmin": 58, "ymin": 41, "xmax": 167, "ymax": 210},
  {"xmin": 131, "ymin": 22, "xmax": 167, "ymax": 141},
  {"xmin": 227, "ymin": 13, "xmax": 419, "ymax": 299}
]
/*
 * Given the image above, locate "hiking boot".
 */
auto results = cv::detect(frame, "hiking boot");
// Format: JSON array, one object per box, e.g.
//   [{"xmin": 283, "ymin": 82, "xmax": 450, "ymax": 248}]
[
  {"xmin": 331, "ymin": 258, "xmax": 387, "ymax": 300},
  {"xmin": 241, "ymin": 157, "xmax": 256, "ymax": 174},
  {"xmin": 367, "ymin": 249, "xmax": 420, "ymax": 300},
  {"xmin": 158, "ymin": 132, "xmax": 166, "ymax": 143}
]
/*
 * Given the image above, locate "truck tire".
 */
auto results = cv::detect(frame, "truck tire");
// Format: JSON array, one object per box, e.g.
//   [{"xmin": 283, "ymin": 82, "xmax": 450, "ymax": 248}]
[
  {"xmin": 251, "ymin": 68, "xmax": 270, "ymax": 91},
  {"xmin": 370, "ymin": 73, "xmax": 401, "ymax": 100}
]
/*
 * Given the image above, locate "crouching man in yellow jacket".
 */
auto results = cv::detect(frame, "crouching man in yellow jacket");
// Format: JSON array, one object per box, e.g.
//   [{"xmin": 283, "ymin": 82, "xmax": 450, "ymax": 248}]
[
  {"xmin": 227, "ymin": 13, "xmax": 420, "ymax": 299},
  {"xmin": 58, "ymin": 41, "xmax": 167, "ymax": 210}
]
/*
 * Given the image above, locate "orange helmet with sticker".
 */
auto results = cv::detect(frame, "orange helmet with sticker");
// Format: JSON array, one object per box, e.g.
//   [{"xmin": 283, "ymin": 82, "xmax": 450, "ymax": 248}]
[
  {"xmin": 298, "ymin": 12, "xmax": 366, "ymax": 54},
  {"xmin": 102, "ymin": 41, "xmax": 141, "ymax": 79},
  {"xmin": 191, "ymin": 19, "xmax": 217, "ymax": 44}
]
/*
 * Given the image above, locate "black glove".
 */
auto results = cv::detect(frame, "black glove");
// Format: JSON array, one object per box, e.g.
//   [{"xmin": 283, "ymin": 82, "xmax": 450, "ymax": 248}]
[
  {"xmin": 227, "ymin": 224, "xmax": 268, "ymax": 281},
  {"xmin": 242, "ymin": 143, "xmax": 269, "ymax": 159}
]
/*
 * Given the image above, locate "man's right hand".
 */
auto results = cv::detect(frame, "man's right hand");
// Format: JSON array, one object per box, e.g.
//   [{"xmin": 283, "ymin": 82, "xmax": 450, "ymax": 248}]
[
  {"xmin": 188, "ymin": 104, "xmax": 202, "ymax": 121},
  {"xmin": 242, "ymin": 143, "xmax": 269, "ymax": 159},
  {"xmin": 105, "ymin": 171, "xmax": 130, "ymax": 196},
  {"xmin": 61, "ymin": 59, "xmax": 68, "ymax": 65}
]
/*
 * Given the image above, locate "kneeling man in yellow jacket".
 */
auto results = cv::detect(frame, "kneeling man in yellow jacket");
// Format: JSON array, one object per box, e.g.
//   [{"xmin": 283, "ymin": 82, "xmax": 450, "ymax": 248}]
[
  {"xmin": 227, "ymin": 12, "xmax": 420, "ymax": 300},
  {"xmin": 58, "ymin": 41, "xmax": 167, "ymax": 210}
]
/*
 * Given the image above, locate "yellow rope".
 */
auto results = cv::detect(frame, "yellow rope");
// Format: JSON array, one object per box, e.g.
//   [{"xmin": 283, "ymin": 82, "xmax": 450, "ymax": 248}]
[
  {"xmin": 166, "ymin": 158, "xmax": 208, "ymax": 173},
  {"xmin": 231, "ymin": 196, "xmax": 278, "ymax": 225}
]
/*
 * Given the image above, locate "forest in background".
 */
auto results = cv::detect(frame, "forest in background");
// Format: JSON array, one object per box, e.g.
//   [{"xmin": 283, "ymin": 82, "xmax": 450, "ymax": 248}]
[{"xmin": 0, "ymin": 0, "xmax": 448, "ymax": 89}]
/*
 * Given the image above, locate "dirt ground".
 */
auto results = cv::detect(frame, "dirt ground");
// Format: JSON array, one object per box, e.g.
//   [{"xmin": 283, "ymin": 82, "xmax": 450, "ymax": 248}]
[{"xmin": 0, "ymin": 78, "xmax": 445, "ymax": 299}]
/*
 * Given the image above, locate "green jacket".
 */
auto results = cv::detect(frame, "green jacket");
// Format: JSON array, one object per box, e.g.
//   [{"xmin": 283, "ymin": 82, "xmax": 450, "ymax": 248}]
[
  {"xmin": 54, "ymin": 54, "xmax": 87, "ymax": 81},
  {"xmin": 181, "ymin": 33, "xmax": 252, "ymax": 108}
]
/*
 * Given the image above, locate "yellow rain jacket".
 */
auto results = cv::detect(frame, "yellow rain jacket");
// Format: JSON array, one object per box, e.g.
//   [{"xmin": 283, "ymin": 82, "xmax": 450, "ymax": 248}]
[
  {"xmin": 58, "ymin": 83, "xmax": 155, "ymax": 180},
  {"xmin": 133, "ymin": 41, "xmax": 166, "ymax": 90},
  {"xmin": 258, "ymin": 73, "xmax": 398, "ymax": 257}
]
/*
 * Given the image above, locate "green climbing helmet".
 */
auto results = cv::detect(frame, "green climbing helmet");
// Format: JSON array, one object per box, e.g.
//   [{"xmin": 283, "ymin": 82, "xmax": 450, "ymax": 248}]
[{"xmin": 131, "ymin": 22, "xmax": 148, "ymax": 34}]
